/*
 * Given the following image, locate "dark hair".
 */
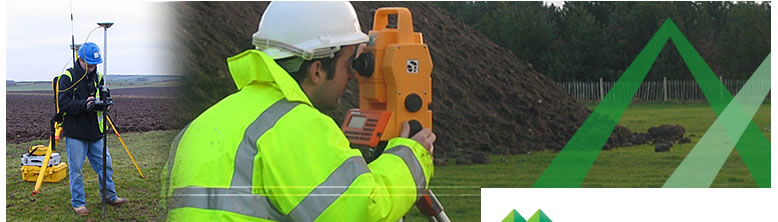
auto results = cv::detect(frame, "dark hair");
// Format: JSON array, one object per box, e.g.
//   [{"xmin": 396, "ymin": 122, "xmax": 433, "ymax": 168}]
[{"xmin": 279, "ymin": 53, "xmax": 340, "ymax": 84}]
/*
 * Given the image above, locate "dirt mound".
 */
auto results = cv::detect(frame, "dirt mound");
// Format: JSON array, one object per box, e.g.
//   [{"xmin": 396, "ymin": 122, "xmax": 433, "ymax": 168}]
[
  {"xmin": 605, "ymin": 124, "xmax": 691, "ymax": 151},
  {"xmin": 606, "ymin": 125, "xmax": 650, "ymax": 148},
  {"xmin": 648, "ymin": 125, "xmax": 686, "ymax": 143},
  {"xmin": 170, "ymin": 2, "xmax": 641, "ymax": 161}
]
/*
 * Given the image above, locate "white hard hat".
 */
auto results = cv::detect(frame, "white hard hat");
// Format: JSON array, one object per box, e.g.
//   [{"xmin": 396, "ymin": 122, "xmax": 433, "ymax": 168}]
[{"xmin": 252, "ymin": 1, "xmax": 369, "ymax": 60}]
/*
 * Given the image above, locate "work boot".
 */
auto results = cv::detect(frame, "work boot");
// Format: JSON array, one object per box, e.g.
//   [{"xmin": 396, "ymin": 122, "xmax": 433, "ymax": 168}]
[
  {"xmin": 73, "ymin": 206, "xmax": 89, "ymax": 216},
  {"xmin": 107, "ymin": 197, "xmax": 129, "ymax": 207}
]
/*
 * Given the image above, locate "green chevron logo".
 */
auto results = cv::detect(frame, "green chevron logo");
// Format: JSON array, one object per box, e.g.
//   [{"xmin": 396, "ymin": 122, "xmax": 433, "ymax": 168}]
[
  {"xmin": 502, "ymin": 209, "xmax": 552, "ymax": 222},
  {"xmin": 533, "ymin": 19, "xmax": 771, "ymax": 188}
]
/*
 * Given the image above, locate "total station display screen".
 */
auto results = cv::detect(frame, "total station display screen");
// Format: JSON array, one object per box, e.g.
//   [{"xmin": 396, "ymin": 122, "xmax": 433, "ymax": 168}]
[{"xmin": 348, "ymin": 116, "xmax": 367, "ymax": 129}]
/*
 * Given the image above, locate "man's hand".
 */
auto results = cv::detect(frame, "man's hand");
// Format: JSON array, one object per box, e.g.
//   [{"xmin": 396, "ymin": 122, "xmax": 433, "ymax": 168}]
[
  {"xmin": 400, "ymin": 121, "xmax": 435, "ymax": 156},
  {"xmin": 85, "ymin": 96, "xmax": 96, "ymax": 112}
]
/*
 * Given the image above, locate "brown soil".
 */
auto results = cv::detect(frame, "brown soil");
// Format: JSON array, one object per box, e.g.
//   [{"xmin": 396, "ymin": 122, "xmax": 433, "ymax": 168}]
[
  {"xmin": 109, "ymin": 87, "xmax": 182, "ymax": 98},
  {"xmin": 5, "ymin": 91, "xmax": 183, "ymax": 144},
  {"xmin": 11, "ymin": 87, "xmax": 180, "ymax": 98},
  {"xmin": 169, "ymin": 2, "xmax": 639, "ymax": 161}
]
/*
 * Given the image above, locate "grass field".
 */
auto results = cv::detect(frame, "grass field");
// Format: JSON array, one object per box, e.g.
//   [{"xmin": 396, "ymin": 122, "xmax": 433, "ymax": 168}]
[
  {"xmin": 404, "ymin": 102, "xmax": 770, "ymax": 221},
  {"xmin": 6, "ymin": 75, "xmax": 180, "ymax": 91},
  {"xmin": 5, "ymin": 103, "xmax": 770, "ymax": 221},
  {"xmin": 5, "ymin": 130, "xmax": 177, "ymax": 221}
]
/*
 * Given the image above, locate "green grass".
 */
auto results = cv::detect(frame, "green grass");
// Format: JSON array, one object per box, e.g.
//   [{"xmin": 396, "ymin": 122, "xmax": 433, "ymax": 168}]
[
  {"xmin": 4, "ymin": 82, "xmax": 53, "ymax": 91},
  {"xmin": 404, "ymin": 103, "xmax": 770, "ymax": 221},
  {"xmin": 6, "ymin": 75, "xmax": 180, "ymax": 91},
  {"xmin": 585, "ymin": 103, "xmax": 770, "ymax": 188},
  {"xmin": 5, "ymin": 130, "xmax": 177, "ymax": 221}
]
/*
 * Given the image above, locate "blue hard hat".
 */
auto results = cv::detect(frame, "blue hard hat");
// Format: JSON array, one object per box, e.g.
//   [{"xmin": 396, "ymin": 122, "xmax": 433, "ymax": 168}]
[{"xmin": 78, "ymin": 42, "xmax": 103, "ymax": 65}]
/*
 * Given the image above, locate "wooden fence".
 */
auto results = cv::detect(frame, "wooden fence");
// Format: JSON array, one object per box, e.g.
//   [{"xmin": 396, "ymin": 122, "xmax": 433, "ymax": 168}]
[{"xmin": 557, "ymin": 77, "xmax": 771, "ymax": 102}]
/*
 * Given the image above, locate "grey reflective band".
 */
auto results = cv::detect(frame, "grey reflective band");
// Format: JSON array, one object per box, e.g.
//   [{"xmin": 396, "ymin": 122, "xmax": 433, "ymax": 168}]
[
  {"xmin": 230, "ymin": 99, "xmax": 300, "ymax": 192},
  {"xmin": 165, "ymin": 124, "xmax": 190, "ymax": 196},
  {"xmin": 170, "ymin": 186, "xmax": 287, "ymax": 221},
  {"xmin": 288, "ymin": 156, "xmax": 370, "ymax": 221},
  {"xmin": 170, "ymin": 156, "xmax": 370, "ymax": 221},
  {"xmin": 384, "ymin": 145, "xmax": 427, "ymax": 198}
]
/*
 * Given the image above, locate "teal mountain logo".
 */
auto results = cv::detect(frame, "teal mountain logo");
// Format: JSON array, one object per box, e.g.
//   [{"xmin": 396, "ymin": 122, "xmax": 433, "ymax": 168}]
[{"xmin": 502, "ymin": 209, "xmax": 552, "ymax": 222}]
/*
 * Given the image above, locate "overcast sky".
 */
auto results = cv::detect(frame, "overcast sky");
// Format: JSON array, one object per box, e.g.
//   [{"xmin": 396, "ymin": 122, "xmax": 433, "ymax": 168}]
[{"xmin": 5, "ymin": 0, "xmax": 173, "ymax": 81}]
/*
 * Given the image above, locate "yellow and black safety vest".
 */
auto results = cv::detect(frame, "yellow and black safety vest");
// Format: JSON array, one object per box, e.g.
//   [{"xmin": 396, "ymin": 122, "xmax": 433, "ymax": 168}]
[{"xmin": 55, "ymin": 68, "xmax": 105, "ymax": 140}]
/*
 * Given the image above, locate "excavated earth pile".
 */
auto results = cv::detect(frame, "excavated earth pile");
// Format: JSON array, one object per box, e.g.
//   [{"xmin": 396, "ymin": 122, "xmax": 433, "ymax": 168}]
[{"xmin": 171, "ymin": 1, "xmax": 638, "ymax": 162}]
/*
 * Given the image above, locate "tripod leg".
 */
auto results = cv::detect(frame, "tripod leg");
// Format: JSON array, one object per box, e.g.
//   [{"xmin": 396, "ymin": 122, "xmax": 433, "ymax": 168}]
[
  {"xmin": 32, "ymin": 138, "xmax": 55, "ymax": 195},
  {"xmin": 106, "ymin": 115, "xmax": 145, "ymax": 178}
]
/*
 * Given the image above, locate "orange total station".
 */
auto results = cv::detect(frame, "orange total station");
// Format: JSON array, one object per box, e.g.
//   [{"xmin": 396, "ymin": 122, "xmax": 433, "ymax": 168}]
[{"xmin": 342, "ymin": 7, "xmax": 433, "ymax": 148}]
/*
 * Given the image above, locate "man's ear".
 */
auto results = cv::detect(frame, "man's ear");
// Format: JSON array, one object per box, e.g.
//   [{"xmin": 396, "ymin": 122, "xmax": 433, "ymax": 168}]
[{"xmin": 306, "ymin": 60, "xmax": 324, "ymax": 86}]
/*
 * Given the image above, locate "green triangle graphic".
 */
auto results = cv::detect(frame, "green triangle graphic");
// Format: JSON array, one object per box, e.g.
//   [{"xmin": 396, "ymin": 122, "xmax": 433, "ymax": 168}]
[
  {"xmin": 527, "ymin": 209, "xmax": 552, "ymax": 222},
  {"xmin": 533, "ymin": 18, "xmax": 770, "ymax": 188},
  {"xmin": 502, "ymin": 209, "xmax": 527, "ymax": 222}
]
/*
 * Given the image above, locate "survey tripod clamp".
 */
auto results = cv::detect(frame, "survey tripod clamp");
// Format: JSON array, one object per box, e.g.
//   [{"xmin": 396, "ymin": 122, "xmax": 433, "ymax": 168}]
[{"xmin": 341, "ymin": 7, "xmax": 449, "ymax": 222}]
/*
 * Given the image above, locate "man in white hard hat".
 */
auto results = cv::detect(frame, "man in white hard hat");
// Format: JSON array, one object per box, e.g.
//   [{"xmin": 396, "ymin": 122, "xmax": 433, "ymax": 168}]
[{"xmin": 165, "ymin": 2, "xmax": 436, "ymax": 221}]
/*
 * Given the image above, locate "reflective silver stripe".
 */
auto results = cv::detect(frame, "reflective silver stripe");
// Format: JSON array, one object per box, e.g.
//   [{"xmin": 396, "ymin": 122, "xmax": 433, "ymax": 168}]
[
  {"xmin": 384, "ymin": 145, "xmax": 426, "ymax": 199},
  {"xmin": 170, "ymin": 186, "xmax": 287, "ymax": 221},
  {"xmin": 231, "ymin": 99, "xmax": 300, "ymax": 192},
  {"xmin": 288, "ymin": 156, "xmax": 370, "ymax": 221},
  {"xmin": 168, "ymin": 99, "xmax": 300, "ymax": 220},
  {"xmin": 169, "ymin": 147, "xmax": 370, "ymax": 221},
  {"xmin": 165, "ymin": 124, "xmax": 190, "ymax": 196}
]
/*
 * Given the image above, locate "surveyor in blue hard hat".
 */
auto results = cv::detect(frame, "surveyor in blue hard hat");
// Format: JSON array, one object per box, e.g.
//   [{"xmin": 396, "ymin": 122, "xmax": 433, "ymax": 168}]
[{"xmin": 56, "ymin": 42, "xmax": 128, "ymax": 216}]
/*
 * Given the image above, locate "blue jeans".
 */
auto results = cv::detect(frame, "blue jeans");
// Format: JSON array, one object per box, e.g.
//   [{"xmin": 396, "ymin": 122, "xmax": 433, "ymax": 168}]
[{"xmin": 66, "ymin": 137, "xmax": 118, "ymax": 208}]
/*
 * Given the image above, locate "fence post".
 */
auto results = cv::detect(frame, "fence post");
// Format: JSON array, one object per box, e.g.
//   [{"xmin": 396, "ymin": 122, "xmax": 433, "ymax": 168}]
[
  {"xmin": 599, "ymin": 77, "xmax": 604, "ymax": 102},
  {"xmin": 663, "ymin": 76, "xmax": 667, "ymax": 102},
  {"xmin": 719, "ymin": 75, "xmax": 723, "ymax": 100},
  {"xmin": 573, "ymin": 82, "xmax": 581, "ymax": 101}
]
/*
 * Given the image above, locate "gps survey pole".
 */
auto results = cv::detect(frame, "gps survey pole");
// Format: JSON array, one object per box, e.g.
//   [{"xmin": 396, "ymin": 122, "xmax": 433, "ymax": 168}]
[
  {"xmin": 101, "ymin": 93, "xmax": 108, "ymax": 219},
  {"xmin": 98, "ymin": 22, "xmax": 113, "ymax": 87},
  {"xmin": 98, "ymin": 22, "xmax": 113, "ymax": 219}
]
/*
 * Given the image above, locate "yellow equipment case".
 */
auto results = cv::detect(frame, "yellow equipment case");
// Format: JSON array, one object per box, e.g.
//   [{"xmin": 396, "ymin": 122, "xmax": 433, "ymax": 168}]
[
  {"xmin": 27, "ymin": 145, "xmax": 53, "ymax": 156},
  {"xmin": 21, "ymin": 162, "xmax": 68, "ymax": 183}
]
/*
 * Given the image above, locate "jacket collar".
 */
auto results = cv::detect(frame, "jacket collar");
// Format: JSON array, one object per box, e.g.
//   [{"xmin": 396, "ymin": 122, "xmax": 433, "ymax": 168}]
[
  {"xmin": 71, "ymin": 62, "xmax": 98, "ymax": 82},
  {"xmin": 227, "ymin": 49, "xmax": 312, "ymax": 106}
]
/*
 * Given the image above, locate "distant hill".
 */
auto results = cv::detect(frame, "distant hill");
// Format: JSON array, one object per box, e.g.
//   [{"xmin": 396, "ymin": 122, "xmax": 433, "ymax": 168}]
[{"xmin": 6, "ymin": 74, "xmax": 182, "ymax": 91}]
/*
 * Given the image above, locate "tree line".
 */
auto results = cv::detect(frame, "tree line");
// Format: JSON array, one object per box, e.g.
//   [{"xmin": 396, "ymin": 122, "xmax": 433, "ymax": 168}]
[{"xmin": 435, "ymin": 1, "xmax": 770, "ymax": 81}]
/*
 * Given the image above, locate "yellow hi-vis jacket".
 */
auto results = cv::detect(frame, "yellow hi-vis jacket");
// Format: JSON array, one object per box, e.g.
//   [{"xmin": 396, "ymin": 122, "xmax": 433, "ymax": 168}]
[{"xmin": 164, "ymin": 50, "xmax": 434, "ymax": 221}]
